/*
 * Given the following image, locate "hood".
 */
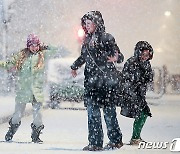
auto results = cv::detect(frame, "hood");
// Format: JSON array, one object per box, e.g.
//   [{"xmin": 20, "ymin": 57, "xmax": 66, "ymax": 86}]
[
  {"xmin": 134, "ymin": 41, "xmax": 154, "ymax": 61},
  {"xmin": 81, "ymin": 11, "xmax": 105, "ymax": 34}
]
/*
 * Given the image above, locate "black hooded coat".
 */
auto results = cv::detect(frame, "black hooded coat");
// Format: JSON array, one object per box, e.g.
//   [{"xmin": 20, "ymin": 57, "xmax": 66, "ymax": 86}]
[
  {"xmin": 71, "ymin": 11, "xmax": 124, "ymax": 107},
  {"xmin": 120, "ymin": 41, "xmax": 154, "ymax": 118}
]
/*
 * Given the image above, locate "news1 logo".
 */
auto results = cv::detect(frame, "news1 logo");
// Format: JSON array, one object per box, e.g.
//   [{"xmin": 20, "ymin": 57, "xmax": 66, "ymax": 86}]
[
  {"xmin": 170, "ymin": 138, "xmax": 180, "ymax": 152},
  {"xmin": 138, "ymin": 138, "xmax": 180, "ymax": 152}
]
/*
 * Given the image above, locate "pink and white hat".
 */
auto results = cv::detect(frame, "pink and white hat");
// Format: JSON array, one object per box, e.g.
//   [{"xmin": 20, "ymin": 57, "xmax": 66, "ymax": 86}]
[{"xmin": 27, "ymin": 34, "xmax": 41, "ymax": 48}]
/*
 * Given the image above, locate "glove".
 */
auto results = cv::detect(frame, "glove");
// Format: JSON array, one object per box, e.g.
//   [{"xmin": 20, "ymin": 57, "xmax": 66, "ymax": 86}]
[{"xmin": 40, "ymin": 43, "xmax": 49, "ymax": 50}]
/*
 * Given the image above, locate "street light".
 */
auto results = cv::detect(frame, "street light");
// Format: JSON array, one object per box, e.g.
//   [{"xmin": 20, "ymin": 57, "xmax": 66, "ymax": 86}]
[
  {"xmin": 78, "ymin": 28, "xmax": 85, "ymax": 38},
  {"xmin": 77, "ymin": 27, "xmax": 85, "ymax": 44},
  {"xmin": 164, "ymin": 11, "xmax": 171, "ymax": 17}
]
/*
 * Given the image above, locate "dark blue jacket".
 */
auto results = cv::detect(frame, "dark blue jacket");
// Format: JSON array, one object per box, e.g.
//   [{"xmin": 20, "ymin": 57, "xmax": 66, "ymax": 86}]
[
  {"xmin": 71, "ymin": 11, "xmax": 124, "ymax": 107},
  {"xmin": 120, "ymin": 41, "xmax": 154, "ymax": 118}
]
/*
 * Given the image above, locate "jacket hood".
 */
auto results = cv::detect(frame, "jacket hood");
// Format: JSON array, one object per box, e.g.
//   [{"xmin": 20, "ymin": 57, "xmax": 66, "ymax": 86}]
[
  {"xmin": 81, "ymin": 11, "xmax": 105, "ymax": 34},
  {"xmin": 134, "ymin": 41, "xmax": 154, "ymax": 61}
]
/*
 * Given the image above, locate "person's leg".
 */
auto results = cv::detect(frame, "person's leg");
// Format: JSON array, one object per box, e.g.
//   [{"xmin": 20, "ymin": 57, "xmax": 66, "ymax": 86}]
[
  {"xmin": 32, "ymin": 101, "xmax": 43, "ymax": 127},
  {"xmin": 103, "ymin": 105, "xmax": 123, "ymax": 149},
  {"xmin": 132, "ymin": 110, "xmax": 148, "ymax": 140},
  {"xmin": 5, "ymin": 102, "xmax": 26, "ymax": 141},
  {"xmin": 31, "ymin": 97, "xmax": 44, "ymax": 143},
  {"xmin": 12, "ymin": 102, "xmax": 26, "ymax": 124},
  {"xmin": 87, "ymin": 105, "xmax": 103, "ymax": 147},
  {"xmin": 82, "ymin": 89, "xmax": 104, "ymax": 151}
]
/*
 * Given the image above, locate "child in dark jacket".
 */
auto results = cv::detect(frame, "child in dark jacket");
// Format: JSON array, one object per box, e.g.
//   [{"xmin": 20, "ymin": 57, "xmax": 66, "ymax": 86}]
[{"xmin": 120, "ymin": 41, "xmax": 154, "ymax": 145}]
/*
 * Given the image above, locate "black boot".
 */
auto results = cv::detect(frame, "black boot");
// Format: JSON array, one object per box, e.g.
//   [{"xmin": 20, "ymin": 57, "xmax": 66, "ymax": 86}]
[
  {"xmin": 5, "ymin": 118, "xmax": 21, "ymax": 141},
  {"xmin": 31, "ymin": 123, "xmax": 44, "ymax": 143}
]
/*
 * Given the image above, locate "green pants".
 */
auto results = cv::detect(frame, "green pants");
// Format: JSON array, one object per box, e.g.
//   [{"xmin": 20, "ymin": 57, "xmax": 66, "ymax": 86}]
[{"xmin": 132, "ymin": 110, "xmax": 148, "ymax": 139}]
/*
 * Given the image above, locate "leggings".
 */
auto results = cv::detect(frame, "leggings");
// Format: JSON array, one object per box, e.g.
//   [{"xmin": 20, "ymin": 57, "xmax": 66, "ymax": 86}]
[
  {"xmin": 132, "ymin": 110, "xmax": 148, "ymax": 139},
  {"xmin": 11, "ymin": 97, "xmax": 43, "ymax": 127}
]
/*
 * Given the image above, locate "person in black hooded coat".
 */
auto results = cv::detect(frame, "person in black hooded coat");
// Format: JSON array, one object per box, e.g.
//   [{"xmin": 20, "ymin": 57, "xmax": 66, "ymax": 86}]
[
  {"xmin": 71, "ymin": 11, "xmax": 124, "ymax": 151},
  {"xmin": 120, "ymin": 41, "xmax": 154, "ymax": 145}
]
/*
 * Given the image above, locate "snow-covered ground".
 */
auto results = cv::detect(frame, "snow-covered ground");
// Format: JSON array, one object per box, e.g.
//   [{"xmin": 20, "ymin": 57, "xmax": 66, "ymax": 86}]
[{"xmin": 0, "ymin": 94, "xmax": 179, "ymax": 154}]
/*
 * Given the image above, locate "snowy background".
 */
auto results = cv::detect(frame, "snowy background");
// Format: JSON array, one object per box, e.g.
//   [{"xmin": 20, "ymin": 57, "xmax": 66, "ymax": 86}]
[
  {"xmin": 0, "ymin": 0, "xmax": 179, "ymax": 153},
  {"xmin": 0, "ymin": 0, "xmax": 179, "ymax": 72}
]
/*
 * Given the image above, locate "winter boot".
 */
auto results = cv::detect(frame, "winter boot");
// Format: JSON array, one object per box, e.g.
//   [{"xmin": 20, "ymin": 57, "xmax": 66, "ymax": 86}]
[
  {"xmin": 130, "ymin": 138, "xmax": 146, "ymax": 145},
  {"xmin": 103, "ymin": 141, "xmax": 123, "ymax": 150},
  {"xmin": 83, "ymin": 145, "xmax": 103, "ymax": 151},
  {"xmin": 31, "ymin": 123, "xmax": 44, "ymax": 143},
  {"xmin": 5, "ymin": 118, "xmax": 21, "ymax": 141}
]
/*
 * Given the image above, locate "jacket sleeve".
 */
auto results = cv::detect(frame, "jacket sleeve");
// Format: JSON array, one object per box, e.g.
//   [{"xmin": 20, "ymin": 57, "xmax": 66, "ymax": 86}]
[
  {"xmin": 122, "ymin": 59, "xmax": 134, "ymax": 95},
  {"xmin": 115, "ymin": 44, "xmax": 124, "ymax": 63},
  {"xmin": 102, "ymin": 33, "xmax": 124, "ymax": 63},
  {"xmin": 43, "ymin": 45, "xmax": 59, "ymax": 60},
  {"xmin": 70, "ymin": 46, "xmax": 86, "ymax": 70},
  {"xmin": 122, "ymin": 58, "xmax": 135, "ymax": 82},
  {"xmin": 0, "ymin": 52, "xmax": 20, "ymax": 70},
  {"xmin": 122, "ymin": 58, "xmax": 146, "ymax": 98},
  {"xmin": 144, "ymin": 64, "xmax": 153, "ymax": 83},
  {"xmin": 139, "ymin": 61, "xmax": 154, "ymax": 84}
]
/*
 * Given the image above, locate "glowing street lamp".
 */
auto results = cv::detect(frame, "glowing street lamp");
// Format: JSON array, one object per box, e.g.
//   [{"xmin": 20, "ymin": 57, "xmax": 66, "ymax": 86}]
[
  {"xmin": 77, "ymin": 28, "xmax": 85, "ymax": 43},
  {"xmin": 164, "ymin": 11, "xmax": 171, "ymax": 17},
  {"xmin": 78, "ymin": 28, "xmax": 85, "ymax": 38}
]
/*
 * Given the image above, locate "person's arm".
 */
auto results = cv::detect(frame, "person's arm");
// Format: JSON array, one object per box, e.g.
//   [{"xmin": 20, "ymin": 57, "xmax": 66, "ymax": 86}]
[
  {"xmin": 122, "ymin": 58, "xmax": 135, "ymax": 82},
  {"xmin": 138, "ymin": 61, "xmax": 154, "ymax": 84},
  {"xmin": 112, "ymin": 44, "xmax": 124, "ymax": 63},
  {"xmin": 71, "ymin": 46, "xmax": 86, "ymax": 70},
  {"xmin": 43, "ymin": 45, "xmax": 59, "ymax": 59},
  {"xmin": 0, "ymin": 52, "xmax": 20, "ymax": 70},
  {"xmin": 103, "ymin": 33, "xmax": 124, "ymax": 63},
  {"xmin": 70, "ymin": 55, "xmax": 85, "ymax": 78},
  {"xmin": 144, "ymin": 63, "xmax": 153, "ymax": 83},
  {"xmin": 70, "ymin": 45, "xmax": 86, "ymax": 78},
  {"xmin": 122, "ymin": 58, "xmax": 139, "ymax": 97},
  {"xmin": 71, "ymin": 55, "xmax": 85, "ymax": 70}
]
